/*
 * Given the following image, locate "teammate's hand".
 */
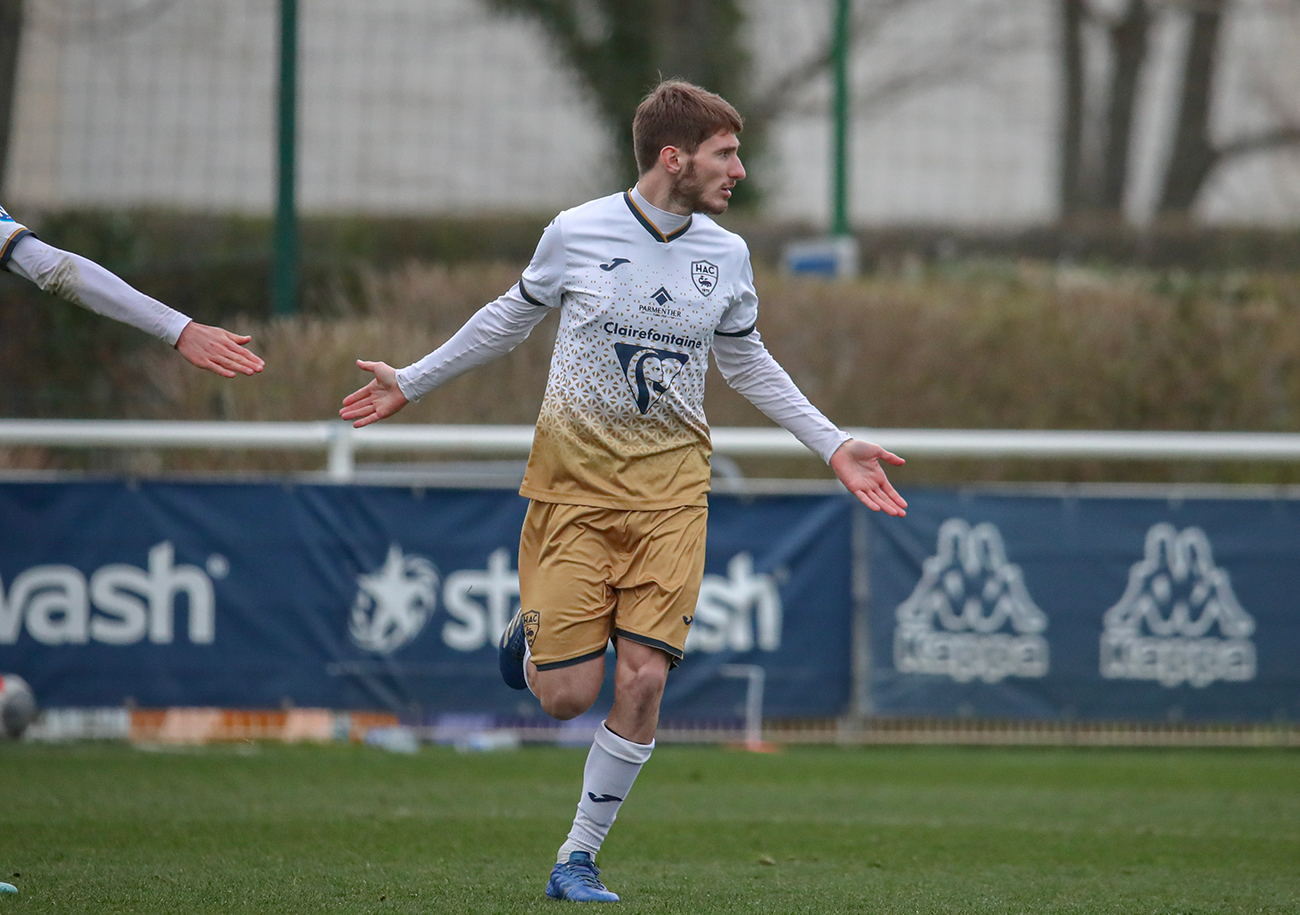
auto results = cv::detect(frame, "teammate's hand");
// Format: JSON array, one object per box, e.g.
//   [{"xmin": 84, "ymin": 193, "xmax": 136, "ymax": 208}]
[
  {"xmin": 340, "ymin": 360, "xmax": 408, "ymax": 428},
  {"xmin": 829, "ymin": 438, "xmax": 907, "ymax": 516},
  {"xmin": 175, "ymin": 322, "xmax": 265, "ymax": 377}
]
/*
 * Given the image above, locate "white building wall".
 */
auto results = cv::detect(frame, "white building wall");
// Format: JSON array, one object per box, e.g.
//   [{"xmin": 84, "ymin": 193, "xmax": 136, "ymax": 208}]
[{"xmin": 4, "ymin": 0, "xmax": 1299, "ymax": 227}]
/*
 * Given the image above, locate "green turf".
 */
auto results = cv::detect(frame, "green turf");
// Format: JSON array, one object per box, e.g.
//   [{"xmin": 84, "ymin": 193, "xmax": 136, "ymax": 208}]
[{"xmin": 0, "ymin": 741, "xmax": 1296, "ymax": 913}]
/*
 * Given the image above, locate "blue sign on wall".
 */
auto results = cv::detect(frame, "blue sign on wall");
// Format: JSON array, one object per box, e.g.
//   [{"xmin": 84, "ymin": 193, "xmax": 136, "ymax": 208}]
[
  {"xmin": 867, "ymin": 489, "xmax": 1300, "ymax": 722},
  {"xmin": 0, "ymin": 482, "xmax": 854, "ymax": 719},
  {"xmin": 5, "ymin": 480, "xmax": 1299, "ymax": 723}
]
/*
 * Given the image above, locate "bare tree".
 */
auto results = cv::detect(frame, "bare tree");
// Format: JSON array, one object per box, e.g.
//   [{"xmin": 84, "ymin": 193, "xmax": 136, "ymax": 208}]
[
  {"xmin": 0, "ymin": 0, "xmax": 22, "ymax": 199},
  {"xmin": 748, "ymin": 0, "xmax": 1035, "ymax": 122},
  {"xmin": 481, "ymin": 0, "xmax": 755, "ymax": 192},
  {"xmin": 1060, "ymin": 0, "xmax": 1300, "ymax": 222}
]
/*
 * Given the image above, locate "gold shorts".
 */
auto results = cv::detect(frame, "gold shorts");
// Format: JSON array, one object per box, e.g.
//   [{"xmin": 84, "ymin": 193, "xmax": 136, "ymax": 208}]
[{"xmin": 517, "ymin": 500, "xmax": 708, "ymax": 670}]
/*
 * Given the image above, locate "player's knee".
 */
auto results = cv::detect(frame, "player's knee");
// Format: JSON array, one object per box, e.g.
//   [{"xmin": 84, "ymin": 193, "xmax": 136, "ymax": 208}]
[
  {"xmin": 621, "ymin": 660, "xmax": 668, "ymax": 705},
  {"xmin": 536, "ymin": 678, "xmax": 600, "ymax": 720},
  {"xmin": 539, "ymin": 690, "xmax": 596, "ymax": 721}
]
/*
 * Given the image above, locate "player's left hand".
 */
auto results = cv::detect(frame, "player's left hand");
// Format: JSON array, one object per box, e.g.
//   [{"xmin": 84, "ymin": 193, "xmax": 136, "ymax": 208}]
[
  {"xmin": 175, "ymin": 322, "xmax": 265, "ymax": 377},
  {"xmin": 339, "ymin": 360, "xmax": 408, "ymax": 428},
  {"xmin": 829, "ymin": 438, "xmax": 907, "ymax": 516}
]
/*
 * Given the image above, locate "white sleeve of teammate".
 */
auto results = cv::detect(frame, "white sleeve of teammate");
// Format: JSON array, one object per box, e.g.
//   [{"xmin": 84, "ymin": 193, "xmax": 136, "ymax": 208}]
[
  {"xmin": 712, "ymin": 329, "xmax": 851, "ymax": 464},
  {"xmin": 394, "ymin": 283, "xmax": 551, "ymax": 402},
  {"xmin": 7, "ymin": 235, "xmax": 191, "ymax": 345}
]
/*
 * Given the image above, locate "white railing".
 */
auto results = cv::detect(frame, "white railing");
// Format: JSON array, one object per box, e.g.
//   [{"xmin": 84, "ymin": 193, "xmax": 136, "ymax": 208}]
[{"xmin": 4, "ymin": 420, "xmax": 1300, "ymax": 481}]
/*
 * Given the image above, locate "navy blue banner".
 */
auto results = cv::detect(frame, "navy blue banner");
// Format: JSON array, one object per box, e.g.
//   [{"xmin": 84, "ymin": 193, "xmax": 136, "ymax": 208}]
[
  {"xmin": 0, "ymin": 482, "xmax": 853, "ymax": 719},
  {"xmin": 868, "ymin": 489, "xmax": 1300, "ymax": 722},
  {"xmin": 8, "ymin": 481, "xmax": 1299, "ymax": 723}
]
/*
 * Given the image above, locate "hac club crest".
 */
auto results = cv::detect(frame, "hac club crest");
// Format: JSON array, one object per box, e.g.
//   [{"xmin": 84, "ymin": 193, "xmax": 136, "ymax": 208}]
[
  {"xmin": 349, "ymin": 544, "xmax": 439, "ymax": 654},
  {"xmin": 692, "ymin": 260, "xmax": 719, "ymax": 297}
]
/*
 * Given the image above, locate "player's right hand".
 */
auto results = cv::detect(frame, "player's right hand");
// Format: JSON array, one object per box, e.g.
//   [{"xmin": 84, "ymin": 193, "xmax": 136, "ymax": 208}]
[{"xmin": 340, "ymin": 360, "xmax": 408, "ymax": 427}]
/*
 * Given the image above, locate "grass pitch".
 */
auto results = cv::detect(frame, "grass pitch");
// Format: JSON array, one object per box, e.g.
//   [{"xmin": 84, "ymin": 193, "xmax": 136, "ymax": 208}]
[{"xmin": 0, "ymin": 741, "xmax": 1296, "ymax": 914}]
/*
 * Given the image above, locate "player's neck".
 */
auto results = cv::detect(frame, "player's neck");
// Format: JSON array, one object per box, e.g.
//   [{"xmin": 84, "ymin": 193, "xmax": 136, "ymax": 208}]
[
  {"xmin": 630, "ymin": 184, "xmax": 691, "ymax": 234},
  {"xmin": 633, "ymin": 174, "xmax": 692, "ymax": 218}
]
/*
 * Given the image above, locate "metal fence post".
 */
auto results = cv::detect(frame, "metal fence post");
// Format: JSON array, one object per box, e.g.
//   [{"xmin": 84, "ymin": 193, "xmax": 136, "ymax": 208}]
[
  {"xmin": 326, "ymin": 422, "xmax": 354, "ymax": 481},
  {"xmin": 850, "ymin": 499, "xmax": 873, "ymax": 719},
  {"xmin": 273, "ymin": 0, "xmax": 299, "ymax": 317}
]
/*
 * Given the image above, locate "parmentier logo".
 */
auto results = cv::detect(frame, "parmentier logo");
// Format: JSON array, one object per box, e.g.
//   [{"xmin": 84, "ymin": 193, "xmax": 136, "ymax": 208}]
[
  {"xmin": 894, "ymin": 518, "xmax": 1258, "ymax": 689},
  {"xmin": 347, "ymin": 546, "xmax": 783, "ymax": 656}
]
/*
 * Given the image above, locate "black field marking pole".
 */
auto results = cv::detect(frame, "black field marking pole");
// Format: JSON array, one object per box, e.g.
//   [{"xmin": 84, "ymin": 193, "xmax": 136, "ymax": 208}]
[{"xmin": 273, "ymin": 0, "xmax": 299, "ymax": 317}]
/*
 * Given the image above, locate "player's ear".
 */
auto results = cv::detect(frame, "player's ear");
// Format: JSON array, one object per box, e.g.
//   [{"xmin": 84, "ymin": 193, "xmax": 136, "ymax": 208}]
[{"xmin": 659, "ymin": 145, "xmax": 684, "ymax": 175}]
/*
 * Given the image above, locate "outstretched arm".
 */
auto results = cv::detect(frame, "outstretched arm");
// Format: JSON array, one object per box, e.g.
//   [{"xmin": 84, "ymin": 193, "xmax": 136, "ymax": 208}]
[
  {"xmin": 713, "ymin": 330, "xmax": 906, "ymax": 515},
  {"xmin": 340, "ymin": 360, "xmax": 408, "ymax": 428},
  {"xmin": 829, "ymin": 438, "xmax": 908, "ymax": 516},
  {"xmin": 8, "ymin": 234, "xmax": 263, "ymax": 378}
]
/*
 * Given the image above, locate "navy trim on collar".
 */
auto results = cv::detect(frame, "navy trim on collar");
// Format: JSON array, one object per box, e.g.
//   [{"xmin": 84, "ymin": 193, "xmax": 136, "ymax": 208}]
[{"xmin": 623, "ymin": 191, "xmax": 691, "ymax": 243}]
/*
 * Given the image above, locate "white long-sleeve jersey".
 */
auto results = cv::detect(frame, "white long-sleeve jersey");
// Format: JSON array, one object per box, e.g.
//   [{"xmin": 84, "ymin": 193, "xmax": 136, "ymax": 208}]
[
  {"xmin": 396, "ymin": 190, "xmax": 849, "ymax": 510},
  {"xmin": 1, "ymin": 206, "xmax": 190, "ymax": 345}
]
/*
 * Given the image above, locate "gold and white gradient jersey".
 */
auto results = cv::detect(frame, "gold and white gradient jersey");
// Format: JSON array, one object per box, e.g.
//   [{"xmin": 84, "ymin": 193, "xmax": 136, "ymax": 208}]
[
  {"xmin": 393, "ymin": 190, "xmax": 850, "ymax": 511},
  {"xmin": 516, "ymin": 191, "xmax": 760, "ymax": 510}
]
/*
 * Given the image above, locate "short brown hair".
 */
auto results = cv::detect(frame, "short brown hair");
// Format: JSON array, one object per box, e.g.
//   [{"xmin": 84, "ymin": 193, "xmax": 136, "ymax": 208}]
[{"xmin": 632, "ymin": 80, "xmax": 744, "ymax": 176}]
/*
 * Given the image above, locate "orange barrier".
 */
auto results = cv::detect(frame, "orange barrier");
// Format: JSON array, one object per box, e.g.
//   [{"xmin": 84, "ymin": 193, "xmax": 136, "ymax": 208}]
[{"xmin": 127, "ymin": 708, "xmax": 398, "ymax": 745}]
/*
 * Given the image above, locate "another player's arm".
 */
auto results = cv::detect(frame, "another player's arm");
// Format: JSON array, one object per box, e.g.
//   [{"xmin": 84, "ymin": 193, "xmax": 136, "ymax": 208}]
[
  {"xmin": 5, "ymin": 234, "xmax": 263, "ymax": 377},
  {"xmin": 712, "ymin": 329, "xmax": 906, "ymax": 516},
  {"xmin": 340, "ymin": 284, "xmax": 551, "ymax": 428}
]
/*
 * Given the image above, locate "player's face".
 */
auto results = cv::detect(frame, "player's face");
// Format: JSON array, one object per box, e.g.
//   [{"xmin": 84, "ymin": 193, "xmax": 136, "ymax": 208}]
[{"xmin": 670, "ymin": 131, "xmax": 745, "ymax": 215}]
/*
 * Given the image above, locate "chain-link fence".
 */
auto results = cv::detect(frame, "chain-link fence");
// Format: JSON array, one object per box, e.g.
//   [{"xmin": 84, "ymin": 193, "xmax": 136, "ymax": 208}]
[{"xmin": 4, "ymin": 0, "xmax": 1299, "ymax": 228}]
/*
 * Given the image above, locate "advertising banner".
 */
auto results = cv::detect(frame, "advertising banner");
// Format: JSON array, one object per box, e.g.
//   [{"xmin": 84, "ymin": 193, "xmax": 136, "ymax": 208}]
[
  {"xmin": 868, "ymin": 489, "xmax": 1300, "ymax": 722},
  {"xmin": 0, "ymin": 482, "xmax": 854, "ymax": 719}
]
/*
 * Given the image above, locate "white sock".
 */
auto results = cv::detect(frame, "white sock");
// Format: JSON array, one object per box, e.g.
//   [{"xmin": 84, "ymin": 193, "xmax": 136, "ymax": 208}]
[
  {"xmin": 557, "ymin": 721, "xmax": 654, "ymax": 863},
  {"xmin": 523, "ymin": 640, "xmax": 537, "ymax": 698}
]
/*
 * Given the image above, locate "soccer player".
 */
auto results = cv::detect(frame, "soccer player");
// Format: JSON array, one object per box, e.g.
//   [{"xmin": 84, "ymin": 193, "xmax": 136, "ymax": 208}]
[
  {"xmin": 340, "ymin": 80, "xmax": 907, "ymax": 902},
  {"xmin": 1, "ymin": 205, "xmax": 264, "ymax": 377}
]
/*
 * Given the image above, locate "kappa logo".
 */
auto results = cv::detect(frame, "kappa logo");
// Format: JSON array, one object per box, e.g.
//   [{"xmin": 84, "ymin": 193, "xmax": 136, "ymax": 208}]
[
  {"xmin": 691, "ymin": 260, "xmax": 719, "ymax": 296},
  {"xmin": 613, "ymin": 342, "xmax": 690, "ymax": 414},
  {"xmin": 348, "ymin": 545, "xmax": 439, "ymax": 654},
  {"xmin": 600, "ymin": 257, "xmax": 631, "ymax": 271},
  {"xmin": 1100, "ymin": 524, "xmax": 1256, "ymax": 688},
  {"xmin": 894, "ymin": 518, "xmax": 1049, "ymax": 683}
]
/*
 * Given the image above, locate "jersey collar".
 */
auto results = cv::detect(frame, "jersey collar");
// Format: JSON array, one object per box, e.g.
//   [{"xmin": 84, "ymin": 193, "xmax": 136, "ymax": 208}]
[{"xmin": 623, "ymin": 191, "xmax": 692, "ymax": 243}]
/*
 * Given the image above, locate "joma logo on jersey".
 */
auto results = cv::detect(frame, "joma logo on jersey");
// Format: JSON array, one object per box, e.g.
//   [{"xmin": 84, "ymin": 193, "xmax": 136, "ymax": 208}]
[
  {"xmin": 614, "ymin": 342, "xmax": 690, "ymax": 414},
  {"xmin": 692, "ymin": 260, "xmax": 719, "ymax": 296}
]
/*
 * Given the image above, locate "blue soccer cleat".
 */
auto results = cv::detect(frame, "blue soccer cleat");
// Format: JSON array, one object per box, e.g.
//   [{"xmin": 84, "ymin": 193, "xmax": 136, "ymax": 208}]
[
  {"xmin": 498, "ymin": 608, "xmax": 529, "ymax": 691},
  {"xmin": 545, "ymin": 851, "xmax": 619, "ymax": 902}
]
